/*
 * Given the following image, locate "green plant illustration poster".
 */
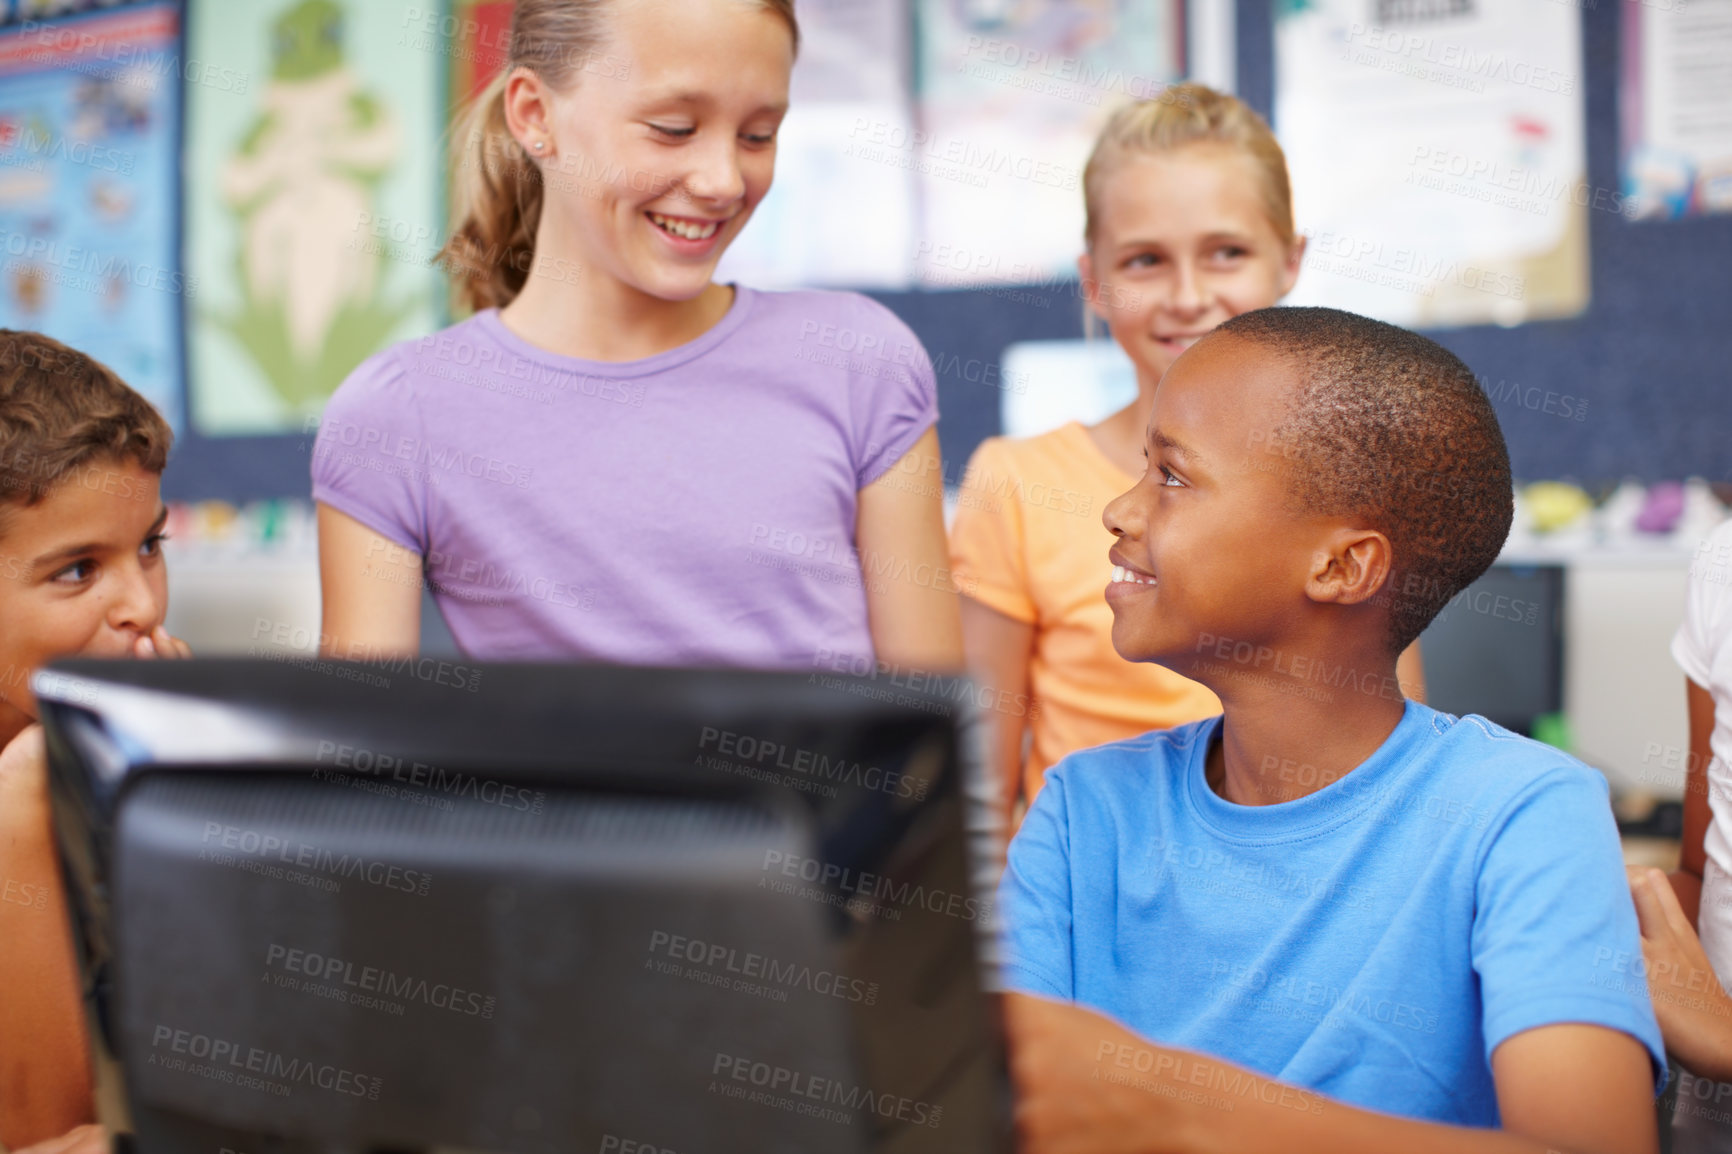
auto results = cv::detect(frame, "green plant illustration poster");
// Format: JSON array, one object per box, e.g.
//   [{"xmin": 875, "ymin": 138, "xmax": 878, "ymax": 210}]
[{"xmin": 186, "ymin": 0, "xmax": 442, "ymax": 434}]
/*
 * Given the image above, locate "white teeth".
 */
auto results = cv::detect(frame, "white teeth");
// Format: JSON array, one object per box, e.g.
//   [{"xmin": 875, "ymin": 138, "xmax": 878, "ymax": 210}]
[
  {"xmin": 1111, "ymin": 565, "xmax": 1157, "ymax": 586},
  {"xmin": 650, "ymin": 212, "xmax": 719, "ymax": 240},
  {"xmin": 1112, "ymin": 565, "xmax": 1125, "ymax": 582}
]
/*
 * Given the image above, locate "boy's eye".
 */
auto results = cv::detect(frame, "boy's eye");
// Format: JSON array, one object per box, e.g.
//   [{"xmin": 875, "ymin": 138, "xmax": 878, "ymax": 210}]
[
  {"xmin": 141, "ymin": 532, "xmax": 168, "ymax": 559},
  {"xmin": 1159, "ymin": 465, "xmax": 1184, "ymax": 488},
  {"xmin": 649, "ymin": 123, "xmax": 695, "ymax": 138},
  {"xmin": 1212, "ymin": 245, "xmax": 1249, "ymax": 261},
  {"xmin": 742, "ymin": 131, "xmax": 776, "ymax": 145},
  {"xmin": 1125, "ymin": 253, "xmax": 1162, "ymax": 270},
  {"xmin": 51, "ymin": 558, "xmax": 96, "ymax": 585}
]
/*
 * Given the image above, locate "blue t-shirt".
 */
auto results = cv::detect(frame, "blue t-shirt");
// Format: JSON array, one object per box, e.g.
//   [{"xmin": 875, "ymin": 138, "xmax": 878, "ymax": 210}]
[{"xmin": 999, "ymin": 701, "xmax": 1664, "ymax": 1127}]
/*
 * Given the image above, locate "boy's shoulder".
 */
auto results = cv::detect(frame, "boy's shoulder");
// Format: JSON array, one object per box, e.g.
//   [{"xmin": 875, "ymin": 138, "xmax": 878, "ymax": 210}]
[
  {"xmin": 1338, "ymin": 705, "xmax": 1610, "ymax": 844},
  {"xmin": 1042, "ymin": 704, "xmax": 1604, "ymax": 820},
  {"xmin": 1411, "ymin": 706, "xmax": 1601, "ymax": 793},
  {"xmin": 1041, "ymin": 717, "xmax": 1217, "ymax": 797}
]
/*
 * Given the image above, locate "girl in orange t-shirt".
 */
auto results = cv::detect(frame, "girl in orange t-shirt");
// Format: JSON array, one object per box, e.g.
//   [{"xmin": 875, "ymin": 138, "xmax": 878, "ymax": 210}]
[{"xmin": 951, "ymin": 84, "xmax": 1424, "ymax": 825}]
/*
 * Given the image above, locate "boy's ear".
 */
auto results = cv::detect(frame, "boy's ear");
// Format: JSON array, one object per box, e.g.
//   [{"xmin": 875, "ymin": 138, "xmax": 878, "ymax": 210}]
[{"xmin": 1303, "ymin": 526, "xmax": 1393, "ymax": 609}]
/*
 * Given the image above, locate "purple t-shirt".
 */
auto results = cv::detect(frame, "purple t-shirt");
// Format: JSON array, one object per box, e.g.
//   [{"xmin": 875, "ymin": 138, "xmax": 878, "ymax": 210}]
[{"xmin": 311, "ymin": 286, "xmax": 937, "ymax": 670}]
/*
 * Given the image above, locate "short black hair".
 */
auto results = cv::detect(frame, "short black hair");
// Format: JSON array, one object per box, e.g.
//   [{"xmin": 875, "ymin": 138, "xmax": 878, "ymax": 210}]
[{"xmin": 1212, "ymin": 306, "xmax": 1512, "ymax": 652}]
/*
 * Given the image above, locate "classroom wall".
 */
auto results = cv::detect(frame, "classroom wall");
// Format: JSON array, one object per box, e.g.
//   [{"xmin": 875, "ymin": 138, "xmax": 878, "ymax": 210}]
[{"xmin": 160, "ymin": 0, "xmax": 1732, "ymax": 504}]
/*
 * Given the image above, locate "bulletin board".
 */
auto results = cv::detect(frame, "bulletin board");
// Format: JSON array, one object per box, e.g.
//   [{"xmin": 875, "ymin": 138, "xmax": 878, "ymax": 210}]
[
  {"xmin": 1621, "ymin": 0, "xmax": 1732, "ymax": 220},
  {"xmin": 1229, "ymin": 0, "xmax": 1730, "ymax": 484},
  {"xmin": 182, "ymin": 0, "xmax": 443, "ymax": 436},
  {"xmin": 1275, "ymin": 0, "xmax": 1590, "ymax": 328},
  {"xmin": 155, "ymin": 0, "xmax": 1732, "ymax": 500},
  {"xmin": 0, "ymin": 3, "xmax": 183, "ymax": 428}
]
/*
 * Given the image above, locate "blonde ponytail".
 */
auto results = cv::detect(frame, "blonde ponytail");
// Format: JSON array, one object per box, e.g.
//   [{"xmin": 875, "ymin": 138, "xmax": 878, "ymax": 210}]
[
  {"xmin": 438, "ymin": 70, "xmax": 542, "ymax": 312},
  {"xmin": 435, "ymin": 0, "xmax": 800, "ymax": 314}
]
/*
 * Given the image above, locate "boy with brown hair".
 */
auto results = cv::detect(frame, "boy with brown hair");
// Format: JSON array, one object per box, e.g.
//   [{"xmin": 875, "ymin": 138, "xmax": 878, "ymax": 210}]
[{"xmin": 0, "ymin": 330, "xmax": 187, "ymax": 1154}]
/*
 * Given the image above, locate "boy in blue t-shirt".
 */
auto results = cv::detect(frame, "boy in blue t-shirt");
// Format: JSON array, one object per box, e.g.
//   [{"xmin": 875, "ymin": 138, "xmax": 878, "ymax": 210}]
[{"xmin": 1001, "ymin": 307, "xmax": 1664, "ymax": 1154}]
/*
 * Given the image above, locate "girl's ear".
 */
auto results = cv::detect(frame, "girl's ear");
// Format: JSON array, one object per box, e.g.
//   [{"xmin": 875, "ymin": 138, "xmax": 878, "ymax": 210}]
[
  {"xmin": 1278, "ymin": 234, "xmax": 1307, "ymax": 300},
  {"xmin": 502, "ymin": 66, "xmax": 556, "ymax": 156},
  {"xmin": 1077, "ymin": 251, "xmax": 1111, "ymax": 328}
]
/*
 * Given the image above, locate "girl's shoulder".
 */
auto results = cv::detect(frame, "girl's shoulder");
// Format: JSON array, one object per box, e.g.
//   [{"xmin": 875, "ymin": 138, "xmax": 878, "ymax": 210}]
[
  {"xmin": 970, "ymin": 422, "xmax": 1097, "ymax": 473},
  {"xmin": 327, "ymin": 313, "xmax": 502, "ymax": 407},
  {"xmin": 739, "ymin": 286, "xmax": 925, "ymax": 351}
]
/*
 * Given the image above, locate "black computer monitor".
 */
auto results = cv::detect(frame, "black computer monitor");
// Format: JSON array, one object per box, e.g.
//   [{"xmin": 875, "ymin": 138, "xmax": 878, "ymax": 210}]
[
  {"xmin": 1417, "ymin": 563, "xmax": 1565, "ymax": 737},
  {"xmin": 36, "ymin": 658, "xmax": 1010, "ymax": 1154}
]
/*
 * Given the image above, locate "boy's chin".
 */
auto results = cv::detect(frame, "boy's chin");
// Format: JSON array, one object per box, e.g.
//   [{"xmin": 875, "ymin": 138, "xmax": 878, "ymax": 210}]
[
  {"xmin": 1107, "ymin": 626, "xmax": 1174, "ymax": 667},
  {"xmin": 1110, "ymin": 629, "xmax": 1212, "ymax": 682}
]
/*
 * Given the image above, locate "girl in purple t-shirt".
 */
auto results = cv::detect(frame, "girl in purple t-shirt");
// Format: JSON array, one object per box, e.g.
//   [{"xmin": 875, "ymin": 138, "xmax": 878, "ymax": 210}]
[{"xmin": 312, "ymin": 0, "xmax": 960, "ymax": 673}]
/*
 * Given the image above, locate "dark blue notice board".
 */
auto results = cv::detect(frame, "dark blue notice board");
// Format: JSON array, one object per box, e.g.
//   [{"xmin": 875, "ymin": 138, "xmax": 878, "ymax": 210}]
[{"xmin": 162, "ymin": 0, "xmax": 1731, "ymax": 502}]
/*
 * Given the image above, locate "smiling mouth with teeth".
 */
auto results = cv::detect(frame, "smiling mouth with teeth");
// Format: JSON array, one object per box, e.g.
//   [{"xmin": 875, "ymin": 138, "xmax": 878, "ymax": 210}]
[
  {"xmin": 649, "ymin": 211, "xmax": 721, "ymax": 241},
  {"xmin": 1111, "ymin": 564, "xmax": 1157, "ymax": 587}
]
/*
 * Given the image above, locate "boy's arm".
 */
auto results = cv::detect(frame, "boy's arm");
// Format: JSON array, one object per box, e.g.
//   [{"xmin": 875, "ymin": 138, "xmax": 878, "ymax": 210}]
[
  {"xmin": 1007, "ymin": 994, "xmax": 1656, "ymax": 1154},
  {"xmin": 1671, "ymin": 676, "xmax": 1716, "ymax": 926},
  {"xmin": 0, "ymin": 728, "xmax": 95, "ymax": 1150},
  {"xmin": 997, "ymin": 771, "xmax": 1075, "ymax": 998}
]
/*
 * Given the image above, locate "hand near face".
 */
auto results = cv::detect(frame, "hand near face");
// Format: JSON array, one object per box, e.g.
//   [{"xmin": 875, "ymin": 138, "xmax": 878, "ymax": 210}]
[
  {"xmin": 1628, "ymin": 864, "xmax": 1732, "ymax": 1082},
  {"xmin": 131, "ymin": 624, "xmax": 190, "ymax": 660}
]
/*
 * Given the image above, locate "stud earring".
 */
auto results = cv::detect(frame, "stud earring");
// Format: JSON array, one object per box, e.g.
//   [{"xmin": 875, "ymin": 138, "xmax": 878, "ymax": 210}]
[{"xmin": 533, "ymin": 140, "xmax": 546, "ymax": 152}]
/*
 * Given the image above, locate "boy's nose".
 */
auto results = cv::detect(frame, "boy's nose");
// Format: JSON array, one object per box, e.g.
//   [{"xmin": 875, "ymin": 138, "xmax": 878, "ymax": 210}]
[
  {"xmin": 106, "ymin": 563, "xmax": 165, "ymax": 638},
  {"xmin": 1104, "ymin": 485, "xmax": 1139, "ymax": 541}
]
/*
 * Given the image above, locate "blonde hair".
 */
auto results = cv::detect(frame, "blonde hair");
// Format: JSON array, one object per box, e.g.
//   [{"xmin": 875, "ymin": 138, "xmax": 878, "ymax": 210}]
[
  {"xmin": 436, "ymin": 0, "xmax": 799, "ymax": 313},
  {"xmin": 1082, "ymin": 83, "xmax": 1295, "ymax": 251}
]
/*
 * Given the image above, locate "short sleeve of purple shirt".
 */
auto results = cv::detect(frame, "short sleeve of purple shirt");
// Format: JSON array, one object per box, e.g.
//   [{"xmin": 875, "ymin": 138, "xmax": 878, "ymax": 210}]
[{"xmin": 310, "ymin": 286, "xmax": 938, "ymax": 670}]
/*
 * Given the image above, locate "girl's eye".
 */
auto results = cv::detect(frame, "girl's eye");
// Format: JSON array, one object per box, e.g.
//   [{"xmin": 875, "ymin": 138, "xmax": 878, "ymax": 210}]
[
  {"xmin": 742, "ymin": 131, "xmax": 776, "ymax": 145},
  {"xmin": 141, "ymin": 533, "xmax": 168, "ymax": 559},
  {"xmin": 649, "ymin": 123, "xmax": 695, "ymax": 139},
  {"xmin": 51, "ymin": 558, "xmax": 96, "ymax": 585},
  {"xmin": 1213, "ymin": 246, "xmax": 1249, "ymax": 261}
]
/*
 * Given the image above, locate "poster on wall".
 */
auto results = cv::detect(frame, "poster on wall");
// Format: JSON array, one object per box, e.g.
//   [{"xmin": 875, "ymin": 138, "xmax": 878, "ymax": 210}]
[
  {"xmin": 0, "ymin": 4, "xmax": 183, "ymax": 426},
  {"xmin": 913, "ymin": 0, "xmax": 1181, "ymax": 289},
  {"xmin": 1276, "ymin": 0, "xmax": 1590, "ymax": 328},
  {"xmin": 185, "ymin": 0, "xmax": 442, "ymax": 436},
  {"xmin": 443, "ymin": 0, "xmax": 512, "ymax": 103},
  {"xmin": 8, "ymin": 0, "xmax": 168, "ymax": 29},
  {"xmin": 1621, "ymin": 0, "xmax": 1732, "ymax": 220}
]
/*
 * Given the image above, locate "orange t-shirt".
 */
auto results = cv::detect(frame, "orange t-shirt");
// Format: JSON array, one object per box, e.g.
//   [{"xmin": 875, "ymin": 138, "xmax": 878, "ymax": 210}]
[{"xmin": 949, "ymin": 422, "xmax": 1221, "ymax": 806}]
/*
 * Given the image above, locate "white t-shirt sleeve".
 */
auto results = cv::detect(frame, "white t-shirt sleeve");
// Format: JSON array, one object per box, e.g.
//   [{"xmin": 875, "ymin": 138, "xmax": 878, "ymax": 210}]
[{"xmin": 1673, "ymin": 519, "xmax": 1732, "ymax": 689}]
